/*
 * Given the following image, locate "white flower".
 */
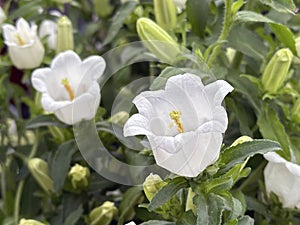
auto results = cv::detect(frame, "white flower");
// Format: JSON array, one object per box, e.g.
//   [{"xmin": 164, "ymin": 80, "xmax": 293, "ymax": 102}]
[
  {"xmin": 31, "ymin": 50, "xmax": 105, "ymax": 125},
  {"xmin": 173, "ymin": 0, "xmax": 187, "ymax": 13},
  {"xmin": 0, "ymin": 7, "xmax": 6, "ymax": 25},
  {"xmin": 264, "ymin": 152, "xmax": 300, "ymax": 209},
  {"xmin": 2, "ymin": 18, "xmax": 45, "ymax": 69},
  {"xmin": 124, "ymin": 73, "xmax": 233, "ymax": 177},
  {"xmin": 39, "ymin": 20, "xmax": 57, "ymax": 49},
  {"xmin": 125, "ymin": 222, "xmax": 137, "ymax": 225}
]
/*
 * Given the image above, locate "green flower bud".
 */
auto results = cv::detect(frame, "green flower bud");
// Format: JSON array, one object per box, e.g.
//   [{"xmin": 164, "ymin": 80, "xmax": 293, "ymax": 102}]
[
  {"xmin": 231, "ymin": 136, "xmax": 253, "ymax": 147},
  {"xmin": 154, "ymin": 0, "xmax": 177, "ymax": 31},
  {"xmin": 88, "ymin": 201, "xmax": 118, "ymax": 225},
  {"xmin": 108, "ymin": 111, "xmax": 129, "ymax": 125},
  {"xmin": 19, "ymin": 218, "xmax": 45, "ymax": 225},
  {"xmin": 28, "ymin": 158, "xmax": 54, "ymax": 194},
  {"xmin": 261, "ymin": 48, "xmax": 293, "ymax": 94},
  {"xmin": 136, "ymin": 18, "xmax": 181, "ymax": 64},
  {"xmin": 56, "ymin": 16, "xmax": 74, "ymax": 54},
  {"xmin": 143, "ymin": 173, "xmax": 167, "ymax": 201},
  {"xmin": 68, "ymin": 164, "xmax": 90, "ymax": 190},
  {"xmin": 93, "ymin": 0, "xmax": 113, "ymax": 18}
]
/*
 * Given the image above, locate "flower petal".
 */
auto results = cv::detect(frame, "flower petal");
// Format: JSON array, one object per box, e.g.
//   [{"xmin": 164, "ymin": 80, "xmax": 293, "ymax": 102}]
[
  {"xmin": 31, "ymin": 68, "xmax": 53, "ymax": 92},
  {"xmin": 123, "ymin": 114, "xmax": 152, "ymax": 136},
  {"xmin": 204, "ymin": 80, "xmax": 234, "ymax": 106},
  {"xmin": 82, "ymin": 55, "xmax": 106, "ymax": 81}
]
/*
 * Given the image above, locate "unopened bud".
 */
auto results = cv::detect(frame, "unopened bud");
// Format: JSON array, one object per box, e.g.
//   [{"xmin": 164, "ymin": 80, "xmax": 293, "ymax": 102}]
[
  {"xmin": 262, "ymin": 48, "xmax": 293, "ymax": 94},
  {"xmin": 108, "ymin": 111, "xmax": 129, "ymax": 125},
  {"xmin": 154, "ymin": 0, "xmax": 177, "ymax": 31},
  {"xmin": 19, "ymin": 218, "xmax": 45, "ymax": 225},
  {"xmin": 231, "ymin": 136, "xmax": 253, "ymax": 147},
  {"xmin": 136, "ymin": 18, "xmax": 181, "ymax": 64},
  {"xmin": 28, "ymin": 158, "xmax": 54, "ymax": 194},
  {"xmin": 56, "ymin": 16, "xmax": 74, "ymax": 53},
  {"xmin": 68, "ymin": 164, "xmax": 90, "ymax": 190},
  {"xmin": 88, "ymin": 201, "xmax": 118, "ymax": 225},
  {"xmin": 143, "ymin": 173, "xmax": 167, "ymax": 201}
]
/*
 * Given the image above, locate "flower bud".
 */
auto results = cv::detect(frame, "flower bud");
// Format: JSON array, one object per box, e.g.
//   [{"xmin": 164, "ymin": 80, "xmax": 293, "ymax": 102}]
[
  {"xmin": 88, "ymin": 201, "xmax": 118, "ymax": 225},
  {"xmin": 28, "ymin": 158, "xmax": 54, "ymax": 194},
  {"xmin": 261, "ymin": 48, "xmax": 293, "ymax": 94},
  {"xmin": 108, "ymin": 111, "xmax": 129, "ymax": 125},
  {"xmin": 0, "ymin": 7, "xmax": 6, "ymax": 25},
  {"xmin": 56, "ymin": 16, "xmax": 74, "ymax": 54},
  {"xmin": 231, "ymin": 136, "xmax": 253, "ymax": 147},
  {"xmin": 68, "ymin": 164, "xmax": 90, "ymax": 190},
  {"xmin": 136, "ymin": 18, "xmax": 181, "ymax": 64},
  {"xmin": 143, "ymin": 173, "xmax": 167, "ymax": 201},
  {"xmin": 154, "ymin": 0, "xmax": 177, "ymax": 31},
  {"xmin": 93, "ymin": 0, "xmax": 113, "ymax": 18},
  {"xmin": 19, "ymin": 218, "xmax": 45, "ymax": 225}
]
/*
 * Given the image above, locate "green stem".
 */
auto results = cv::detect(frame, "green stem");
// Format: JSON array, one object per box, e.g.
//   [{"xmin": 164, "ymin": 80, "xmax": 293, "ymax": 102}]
[
  {"xmin": 207, "ymin": 0, "xmax": 233, "ymax": 67},
  {"xmin": 14, "ymin": 180, "xmax": 25, "ymax": 224},
  {"xmin": 14, "ymin": 131, "xmax": 39, "ymax": 223}
]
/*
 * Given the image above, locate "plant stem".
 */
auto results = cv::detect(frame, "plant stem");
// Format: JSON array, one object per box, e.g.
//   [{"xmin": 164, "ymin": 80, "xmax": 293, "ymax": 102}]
[
  {"xmin": 14, "ymin": 179, "xmax": 24, "ymax": 224},
  {"xmin": 207, "ymin": 0, "xmax": 233, "ymax": 67},
  {"xmin": 14, "ymin": 131, "xmax": 39, "ymax": 223}
]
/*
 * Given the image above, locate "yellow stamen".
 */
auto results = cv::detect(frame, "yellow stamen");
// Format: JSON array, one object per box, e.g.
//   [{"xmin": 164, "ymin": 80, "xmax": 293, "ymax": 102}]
[
  {"xmin": 169, "ymin": 110, "xmax": 184, "ymax": 133},
  {"xmin": 61, "ymin": 78, "xmax": 75, "ymax": 100},
  {"xmin": 16, "ymin": 34, "xmax": 25, "ymax": 45}
]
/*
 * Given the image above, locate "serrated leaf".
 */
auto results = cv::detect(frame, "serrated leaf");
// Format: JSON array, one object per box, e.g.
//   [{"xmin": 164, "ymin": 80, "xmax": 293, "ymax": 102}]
[
  {"xmin": 103, "ymin": 1, "xmax": 137, "ymax": 45},
  {"xmin": 194, "ymin": 193, "xmax": 226, "ymax": 225},
  {"xmin": 50, "ymin": 140, "xmax": 78, "ymax": 194},
  {"xmin": 235, "ymin": 11, "xmax": 296, "ymax": 54},
  {"xmin": 26, "ymin": 115, "xmax": 67, "ymax": 129},
  {"xmin": 148, "ymin": 177, "xmax": 188, "ymax": 211},
  {"xmin": 218, "ymin": 140, "xmax": 281, "ymax": 171}
]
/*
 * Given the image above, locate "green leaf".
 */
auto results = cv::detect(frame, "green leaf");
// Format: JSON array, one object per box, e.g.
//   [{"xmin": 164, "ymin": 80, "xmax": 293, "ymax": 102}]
[
  {"xmin": 176, "ymin": 210, "xmax": 197, "ymax": 225},
  {"xmin": 118, "ymin": 186, "xmax": 144, "ymax": 225},
  {"xmin": 63, "ymin": 205, "xmax": 83, "ymax": 225},
  {"xmin": 228, "ymin": 26, "xmax": 268, "ymax": 60},
  {"xmin": 50, "ymin": 140, "xmax": 78, "ymax": 194},
  {"xmin": 26, "ymin": 114, "xmax": 67, "ymax": 129},
  {"xmin": 237, "ymin": 216, "xmax": 254, "ymax": 225},
  {"xmin": 194, "ymin": 193, "xmax": 226, "ymax": 225},
  {"xmin": 103, "ymin": 1, "xmax": 137, "ymax": 45},
  {"xmin": 148, "ymin": 177, "xmax": 188, "ymax": 211},
  {"xmin": 258, "ymin": 0, "xmax": 297, "ymax": 14},
  {"xmin": 203, "ymin": 177, "xmax": 234, "ymax": 194},
  {"xmin": 186, "ymin": 0, "xmax": 210, "ymax": 37},
  {"xmin": 257, "ymin": 108, "xmax": 291, "ymax": 160},
  {"xmin": 231, "ymin": 0, "xmax": 245, "ymax": 14},
  {"xmin": 218, "ymin": 140, "xmax": 281, "ymax": 171},
  {"xmin": 235, "ymin": 11, "xmax": 296, "ymax": 54},
  {"xmin": 140, "ymin": 221, "xmax": 175, "ymax": 225}
]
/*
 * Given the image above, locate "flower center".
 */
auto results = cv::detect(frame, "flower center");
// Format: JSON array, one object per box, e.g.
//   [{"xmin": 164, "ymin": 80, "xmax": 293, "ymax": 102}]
[
  {"xmin": 169, "ymin": 110, "xmax": 184, "ymax": 133},
  {"xmin": 16, "ymin": 34, "xmax": 25, "ymax": 45},
  {"xmin": 61, "ymin": 78, "xmax": 75, "ymax": 100}
]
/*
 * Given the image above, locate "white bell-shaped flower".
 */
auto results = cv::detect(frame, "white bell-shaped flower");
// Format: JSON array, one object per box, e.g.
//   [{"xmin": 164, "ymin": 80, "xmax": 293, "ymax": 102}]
[
  {"xmin": 39, "ymin": 20, "xmax": 57, "ymax": 50},
  {"xmin": 124, "ymin": 73, "xmax": 233, "ymax": 177},
  {"xmin": 2, "ymin": 18, "xmax": 45, "ymax": 69},
  {"xmin": 264, "ymin": 152, "xmax": 300, "ymax": 209},
  {"xmin": 31, "ymin": 50, "xmax": 106, "ymax": 125}
]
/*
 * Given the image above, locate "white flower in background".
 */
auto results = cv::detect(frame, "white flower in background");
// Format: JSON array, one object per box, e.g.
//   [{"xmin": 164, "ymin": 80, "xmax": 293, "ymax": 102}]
[
  {"xmin": 2, "ymin": 18, "xmax": 45, "ymax": 69},
  {"xmin": 31, "ymin": 50, "xmax": 106, "ymax": 125},
  {"xmin": 0, "ymin": 7, "xmax": 6, "ymax": 25},
  {"xmin": 39, "ymin": 20, "xmax": 57, "ymax": 50},
  {"xmin": 264, "ymin": 152, "xmax": 300, "ymax": 209},
  {"xmin": 124, "ymin": 73, "xmax": 233, "ymax": 177},
  {"xmin": 173, "ymin": 0, "xmax": 187, "ymax": 13},
  {"xmin": 125, "ymin": 222, "xmax": 137, "ymax": 225}
]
